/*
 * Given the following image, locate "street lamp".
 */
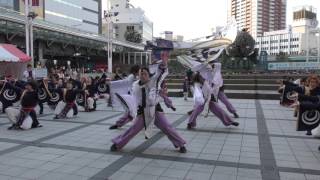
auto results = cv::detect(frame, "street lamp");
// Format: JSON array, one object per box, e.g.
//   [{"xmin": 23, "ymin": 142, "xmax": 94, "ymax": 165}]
[{"xmin": 104, "ymin": 5, "xmax": 119, "ymax": 73}]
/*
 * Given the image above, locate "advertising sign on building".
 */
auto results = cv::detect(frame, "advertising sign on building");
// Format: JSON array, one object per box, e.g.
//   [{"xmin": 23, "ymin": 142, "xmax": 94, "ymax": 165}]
[
  {"xmin": 20, "ymin": 0, "xmax": 44, "ymax": 18},
  {"xmin": 268, "ymin": 62, "xmax": 320, "ymax": 70}
]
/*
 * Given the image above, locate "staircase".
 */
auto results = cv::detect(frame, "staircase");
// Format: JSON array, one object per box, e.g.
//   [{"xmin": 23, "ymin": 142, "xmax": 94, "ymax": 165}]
[{"xmin": 167, "ymin": 74, "xmax": 306, "ymax": 100}]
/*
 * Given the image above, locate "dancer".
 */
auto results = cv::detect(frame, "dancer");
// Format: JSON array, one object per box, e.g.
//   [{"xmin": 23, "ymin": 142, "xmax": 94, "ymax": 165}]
[
  {"xmin": 54, "ymin": 80, "xmax": 83, "ymax": 119},
  {"xmin": 109, "ymin": 66, "xmax": 176, "ymax": 130},
  {"xmin": 212, "ymin": 63, "xmax": 239, "ymax": 118},
  {"xmin": 187, "ymin": 63, "xmax": 239, "ymax": 129},
  {"xmin": 182, "ymin": 77, "xmax": 189, "ymax": 101},
  {"xmin": 79, "ymin": 77, "xmax": 97, "ymax": 112},
  {"xmin": 110, "ymin": 63, "xmax": 187, "ymax": 153},
  {"xmin": 6, "ymin": 81, "xmax": 42, "ymax": 130},
  {"xmin": 0, "ymin": 79, "xmax": 21, "ymax": 113}
]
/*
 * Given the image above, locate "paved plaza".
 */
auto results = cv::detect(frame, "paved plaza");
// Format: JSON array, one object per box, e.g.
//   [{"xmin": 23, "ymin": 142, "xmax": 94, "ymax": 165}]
[{"xmin": 0, "ymin": 98, "xmax": 319, "ymax": 180}]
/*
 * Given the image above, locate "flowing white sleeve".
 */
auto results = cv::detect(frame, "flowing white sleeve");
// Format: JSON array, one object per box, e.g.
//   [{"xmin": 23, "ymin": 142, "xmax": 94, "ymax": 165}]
[
  {"xmin": 132, "ymin": 82, "xmax": 141, "ymax": 107},
  {"xmin": 202, "ymin": 81, "xmax": 212, "ymax": 101},
  {"xmin": 148, "ymin": 87, "xmax": 157, "ymax": 106},
  {"xmin": 110, "ymin": 75, "xmax": 135, "ymax": 95},
  {"xmin": 193, "ymin": 83, "xmax": 205, "ymax": 106}
]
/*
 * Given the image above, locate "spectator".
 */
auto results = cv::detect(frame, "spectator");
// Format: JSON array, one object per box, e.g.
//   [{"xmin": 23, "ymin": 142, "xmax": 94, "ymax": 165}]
[
  {"xmin": 183, "ymin": 77, "xmax": 189, "ymax": 101},
  {"xmin": 23, "ymin": 64, "xmax": 35, "ymax": 81}
]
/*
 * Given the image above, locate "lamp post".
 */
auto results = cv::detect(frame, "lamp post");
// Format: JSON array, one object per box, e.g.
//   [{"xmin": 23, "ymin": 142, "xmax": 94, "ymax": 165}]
[
  {"xmin": 24, "ymin": 0, "xmax": 37, "ymax": 67},
  {"xmin": 306, "ymin": 28, "xmax": 310, "ymax": 62},
  {"xmin": 104, "ymin": 2, "xmax": 119, "ymax": 74},
  {"xmin": 25, "ymin": 0, "xmax": 30, "ymax": 58},
  {"xmin": 316, "ymin": 33, "xmax": 320, "ymax": 63}
]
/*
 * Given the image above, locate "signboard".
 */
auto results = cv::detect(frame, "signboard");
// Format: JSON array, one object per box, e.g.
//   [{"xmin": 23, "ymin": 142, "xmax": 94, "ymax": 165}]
[
  {"xmin": 35, "ymin": 68, "xmax": 47, "ymax": 78},
  {"xmin": 268, "ymin": 62, "xmax": 320, "ymax": 70}
]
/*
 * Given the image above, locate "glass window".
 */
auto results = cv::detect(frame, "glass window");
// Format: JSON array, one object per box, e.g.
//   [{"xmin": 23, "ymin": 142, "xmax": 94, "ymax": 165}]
[{"xmin": 0, "ymin": 0, "xmax": 14, "ymax": 9}]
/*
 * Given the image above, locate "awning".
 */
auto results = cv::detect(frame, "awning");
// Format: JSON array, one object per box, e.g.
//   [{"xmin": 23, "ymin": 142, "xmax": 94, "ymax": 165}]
[{"xmin": 0, "ymin": 44, "xmax": 31, "ymax": 62}]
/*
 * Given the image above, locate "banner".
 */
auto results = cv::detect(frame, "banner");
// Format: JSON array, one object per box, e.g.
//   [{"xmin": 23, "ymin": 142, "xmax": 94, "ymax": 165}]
[
  {"xmin": 268, "ymin": 62, "xmax": 320, "ymax": 70},
  {"xmin": 35, "ymin": 68, "xmax": 47, "ymax": 78}
]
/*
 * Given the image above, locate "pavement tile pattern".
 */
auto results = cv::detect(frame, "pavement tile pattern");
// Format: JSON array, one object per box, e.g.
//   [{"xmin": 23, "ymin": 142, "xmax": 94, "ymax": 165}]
[{"xmin": 0, "ymin": 98, "xmax": 318, "ymax": 180}]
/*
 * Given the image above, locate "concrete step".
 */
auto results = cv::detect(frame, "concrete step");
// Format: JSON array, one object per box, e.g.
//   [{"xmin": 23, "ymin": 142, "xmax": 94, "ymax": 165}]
[
  {"xmin": 167, "ymin": 79, "xmax": 279, "ymax": 84},
  {"xmin": 168, "ymin": 89, "xmax": 279, "ymax": 100},
  {"xmin": 166, "ymin": 83, "xmax": 279, "ymax": 91},
  {"xmin": 167, "ymin": 74, "xmax": 307, "ymax": 80}
]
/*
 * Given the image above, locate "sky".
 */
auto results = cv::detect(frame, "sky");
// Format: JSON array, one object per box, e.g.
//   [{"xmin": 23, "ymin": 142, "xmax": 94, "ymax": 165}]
[{"xmin": 103, "ymin": 0, "xmax": 320, "ymax": 40}]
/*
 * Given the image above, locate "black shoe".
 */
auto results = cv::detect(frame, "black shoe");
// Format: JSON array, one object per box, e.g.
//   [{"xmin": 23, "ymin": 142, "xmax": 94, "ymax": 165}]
[
  {"xmin": 179, "ymin": 146, "xmax": 187, "ymax": 153},
  {"xmin": 187, "ymin": 110, "xmax": 193, "ymax": 116},
  {"xmin": 39, "ymin": 111, "xmax": 43, "ymax": 115},
  {"xmin": 171, "ymin": 107, "xmax": 176, "ymax": 111},
  {"xmin": 110, "ymin": 144, "xmax": 118, "ymax": 152},
  {"xmin": 109, "ymin": 125, "xmax": 119, "ymax": 130},
  {"xmin": 13, "ymin": 126, "xmax": 22, "ymax": 130},
  {"xmin": 231, "ymin": 122, "xmax": 239, "ymax": 126},
  {"xmin": 54, "ymin": 116, "xmax": 59, "ymax": 119},
  {"xmin": 318, "ymin": 146, "xmax": 320, "ymax": 151},
  {"xmin": 233, "ymin": 113, "xmax": 239, "ymax": 118},
  {"xmin": 187, "ymin": 123, "xmax": 192, "ymax": 130},
  {"xmin": 7, "ymin": 125, "xmax": 15, "ymax": 130},
  {"xmin": 306, "ymin": 130, "xmax": 312, "ymax": 136}
]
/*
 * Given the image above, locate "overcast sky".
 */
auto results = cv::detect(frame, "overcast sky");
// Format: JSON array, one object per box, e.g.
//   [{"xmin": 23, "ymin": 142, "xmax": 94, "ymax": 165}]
[{"xmin": 103, "ymin": 0, "xmax": 320, "ymax": 40}]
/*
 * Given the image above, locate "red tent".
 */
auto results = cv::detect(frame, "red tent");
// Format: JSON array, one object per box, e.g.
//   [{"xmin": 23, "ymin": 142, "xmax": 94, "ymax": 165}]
[{"xmin": 0, "ymin": 44, "xmax": 31, "ymax": 79}]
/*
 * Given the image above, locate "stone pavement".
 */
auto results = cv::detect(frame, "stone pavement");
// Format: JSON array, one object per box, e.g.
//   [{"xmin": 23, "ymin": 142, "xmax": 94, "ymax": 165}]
[{"xmin": 0, "ymin": 98, "xmax": 319, "ymax": 180}]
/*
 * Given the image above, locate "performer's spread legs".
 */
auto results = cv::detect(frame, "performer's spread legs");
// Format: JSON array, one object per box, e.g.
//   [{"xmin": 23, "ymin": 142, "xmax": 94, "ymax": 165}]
[
  {"xmin": 109, "ymin": 112, "xmax": 133, "ymax": 129},
  {"xmin": 187, "ymin": 105, "xmax": 204, "ymax": 129},
  {"xmin": 209, "ymin": 101, "xmax": 239, "ymax": 126},
  {"xmin": 154, "ymin": 112, "xmax": 186, "ymax": 150},
  {"xmin": 218, "ymin": 91, "xmax": 239, "ymax": 118},
  {"xmin": 111, "ymin": 112, "xmax": 186, "ymax": 153},
  {"xmin": 111, "ymin": 116, "xmax": 144, "ymax": 150}
]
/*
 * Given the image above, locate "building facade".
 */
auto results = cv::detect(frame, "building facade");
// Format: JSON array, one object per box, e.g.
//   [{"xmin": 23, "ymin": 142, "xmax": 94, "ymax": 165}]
[
  {"xmin": 255, "ymin": 6, "xmax": 319, "ymax": 57},
  {"xmin": 255, "ymin": 29, "xmax": 302, "ymax": 56},
  {"xmin": 0, "ymin": 0, "xmax": 19, "ymax": 10},
  {"xmin": 0, "ymin": 0, "xmax": 102, "ymax": 34},
  {"xmin": 45, "ymin": 0, "xmax": 102, "ymax": 34},
  {"xmin": 228, "ymin": 0, "xmax": 287, "ymax": 38},
  {"xmin": 104, "ymin": 0, "xmax": 153, "ymax": 44}
]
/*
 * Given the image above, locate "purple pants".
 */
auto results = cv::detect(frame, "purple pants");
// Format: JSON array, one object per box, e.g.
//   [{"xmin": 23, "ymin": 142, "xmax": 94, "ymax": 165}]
[
  {"xmin": 188, "ymin": 104, "xmax": 204, "ymax": 128},
  {"xmin": 218, "ymin": 92, "xmax": 236, "ymax": 114},
  {"xmin": 188, "ymin": 101, "xmax": 234, "ymax": 128},
  {"xmin": 112, "ymin": 112, "xmax": 186, "ymax": 149},
  {"xmin": 162, "ymin": 94, "xmax": 174, "ymax": 109},
  {"xmin": 116, "ymin": 112, "xmax": 133, "ymax": 127}
]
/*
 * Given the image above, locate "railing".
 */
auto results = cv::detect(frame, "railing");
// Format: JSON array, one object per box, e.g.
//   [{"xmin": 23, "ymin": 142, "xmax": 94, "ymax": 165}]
[{"xmin": 0, "ymin": 7, "xmax": 144, "ymax": 51}]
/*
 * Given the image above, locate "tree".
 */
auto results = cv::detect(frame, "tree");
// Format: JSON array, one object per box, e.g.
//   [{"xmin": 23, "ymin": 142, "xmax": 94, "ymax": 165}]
[
  {"xmin": 124, "ymin": 29, "xmax": 142, "ymax": 43},
  {"xmin": 276, "ymin": 51, "xmax": 289, "ymax": 61},
  {"xmin": 226, "ymin": 29, "xmax": 256, "ymax": 58}
]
